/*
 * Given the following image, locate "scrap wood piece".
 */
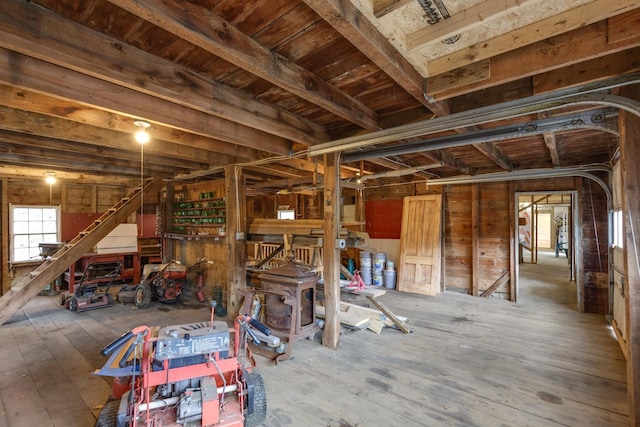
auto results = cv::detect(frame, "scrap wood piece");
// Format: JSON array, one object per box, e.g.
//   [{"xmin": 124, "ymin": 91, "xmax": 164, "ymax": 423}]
[
  {"xmin": 318, "ymin": 300, "xmax": 408, "ymax": 334},
  {"xmin": 365, "ymin": 296, "xmax": 412, "ymax": 334},
  {"xmin": 316, "ymin": 302, "xmax": 370, "ymax": 329}
]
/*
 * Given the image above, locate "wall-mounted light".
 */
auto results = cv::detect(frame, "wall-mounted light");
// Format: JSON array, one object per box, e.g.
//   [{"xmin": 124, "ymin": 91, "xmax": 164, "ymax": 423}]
[
  {"xmin": 44, "ymin": 171, "xmax": 56, "ymax": 185},
  {"xmin": 133, "ymin": 120, "xmax": 150, "ymax": 144}
]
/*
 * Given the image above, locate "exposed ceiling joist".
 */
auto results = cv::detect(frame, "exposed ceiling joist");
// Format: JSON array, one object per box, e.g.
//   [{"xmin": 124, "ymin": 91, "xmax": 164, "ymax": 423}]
[{"xmin": 107, "ymin": 0, "xmax": 381, "ymax": 130}]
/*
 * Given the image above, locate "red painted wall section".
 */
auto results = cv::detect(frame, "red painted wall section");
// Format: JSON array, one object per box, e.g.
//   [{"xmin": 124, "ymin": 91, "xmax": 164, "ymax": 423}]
[
  {"xmin": 61, "ymin": 213, "xmax": 158, "ymax": 241},
  {"xmin": 365, "ymin": 199, "xmax": 403, "ymax": 239},
  {"xmin": 61, "ymin": 212, "xmax": 101, "ymax": 241}
]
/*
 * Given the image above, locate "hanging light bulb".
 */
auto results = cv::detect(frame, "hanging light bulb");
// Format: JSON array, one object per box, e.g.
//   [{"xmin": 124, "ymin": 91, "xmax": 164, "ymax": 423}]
[
  {"xmin": 133, "ymin": 120, "xmax": 150, "ymax": 144},
  {"xmin": 44, "ymin": 171, "xmax": 56, "ymax": 185}
]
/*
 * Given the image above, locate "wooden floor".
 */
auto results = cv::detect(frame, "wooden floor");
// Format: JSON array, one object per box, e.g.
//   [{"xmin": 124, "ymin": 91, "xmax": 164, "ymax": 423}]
[{"xmin": 0, "ymin": 252, "xmax": 627, "ymax": 426}]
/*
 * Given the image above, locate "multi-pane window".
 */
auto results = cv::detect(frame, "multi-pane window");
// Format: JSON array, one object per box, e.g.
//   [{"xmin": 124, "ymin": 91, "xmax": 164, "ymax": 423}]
[{"xmin": 10, "ymin": 205, "xmax": 60, "ymax": 262}]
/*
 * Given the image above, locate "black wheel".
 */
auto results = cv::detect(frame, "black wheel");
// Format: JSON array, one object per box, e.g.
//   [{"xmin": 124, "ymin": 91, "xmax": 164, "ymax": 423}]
[
  {"xmin": 133, "ymin": 283, "xmax": 152, "ymax": 308},
  {"xmin": 244, "ymin": 373, "xmax": 267, "ymax": 427},
  {"xmin": 95, "ymin": 399, "xmax": 119, "ymax": 427},
  {"xmin": 69, "ymin": 297, "xmax": 78, "ymax": 312}
]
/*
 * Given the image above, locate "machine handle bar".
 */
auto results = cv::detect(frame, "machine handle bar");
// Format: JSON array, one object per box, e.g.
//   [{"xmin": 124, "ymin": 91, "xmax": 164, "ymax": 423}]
[
  {"xmin": 101, "ymin": 331, "xmax": 134, "ymax": 357},
  {"xmin": 249, "ymin": 318, "xmax": 271, "ymax": 336}
]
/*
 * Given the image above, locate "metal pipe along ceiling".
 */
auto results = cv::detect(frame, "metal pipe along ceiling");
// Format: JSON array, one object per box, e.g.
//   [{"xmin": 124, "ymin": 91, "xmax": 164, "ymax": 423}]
[
  {"xmin": 307, "ymin": 72, "xmax": 640, "ymax": 157},
  {"xmin": 342, "ymin": 108, "xmax": 617, "ymax": 163}
]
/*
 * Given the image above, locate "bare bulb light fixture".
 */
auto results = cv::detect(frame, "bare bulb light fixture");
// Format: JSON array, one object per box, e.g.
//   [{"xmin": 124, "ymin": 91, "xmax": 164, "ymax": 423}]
[
  {"xmin": 44, "ymin": 171, "xmax": 56, "ymax": 185},
  {"xmin": 133, "ymin": 120, "xmax": 151, "ymax": 144}
]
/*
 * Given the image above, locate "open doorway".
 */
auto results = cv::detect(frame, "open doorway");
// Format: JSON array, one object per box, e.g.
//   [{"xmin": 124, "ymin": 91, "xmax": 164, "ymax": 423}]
[{"xmin": 516, "ymin": 192, "xmax": 577, "ymax": 310}]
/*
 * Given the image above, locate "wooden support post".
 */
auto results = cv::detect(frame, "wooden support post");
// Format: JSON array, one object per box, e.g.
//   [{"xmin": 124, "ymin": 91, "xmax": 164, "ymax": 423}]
[
  {"xmin": 1, "ymin": 178, "xmax": 8, "ymax": 295},
  {"xmin": 322, "ymin": 153, "xmax": 341, "ymax": 349},
  {"xmin": 225, "ymin": 165, "xmax": 246, "ymax": 317},
  {"xmin": 471, "ymin": 183, "xmax": 480, "ymax": 297},
  {"xmin": 619, "ymin": 84, "xmax": 640, "ymax": 426},
  {"xmin": 509, "ymin": 181, "xmax": 517, "ymax": 302},
  {"xmin": 355, "ymin": 189, "xmax": 365, "ymax": 232}
]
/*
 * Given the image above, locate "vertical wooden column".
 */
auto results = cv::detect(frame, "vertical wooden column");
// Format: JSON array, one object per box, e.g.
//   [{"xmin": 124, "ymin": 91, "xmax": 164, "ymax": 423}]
[
  {"xmin": 322, "ymin": 153, "xmax": 341, "ymax": 349},
  {"xmin": 225, "ymin": 165, "xmax": 246, "ymax": 317},
  {"xmin": 509, "ymin": 181, "xmax": 517, "ymax": 301},
  {"xmin": 471, "ymin": 183, "xmax": 480, "ymax": 297},
  {"xmin": 355, "ymin": 187, "xmax": 365, "ymax": 232},
  {"xmin": 1, "ymin": 178, "xmax": 8, "ymax": 295},
  {"xmin": 620, "ymin": 84, "xmax": 640, "ymax": 426}
]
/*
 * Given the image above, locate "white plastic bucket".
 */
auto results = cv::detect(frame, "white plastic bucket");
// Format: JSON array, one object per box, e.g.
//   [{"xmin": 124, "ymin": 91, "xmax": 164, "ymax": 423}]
[
  {"xmin": 374, "ymin": 252, "xmax": 386, "ymax": 269},
  {"xmin": 386, "ymin": 260, "xmax": 395, "ymax": 270},
  {"xmin": 384, "ymin": 269, "xmax": 397, "ymax": 289},
  {"xmin": 372, "ymin": 268, "xmax": 383, "ymax": 286}
]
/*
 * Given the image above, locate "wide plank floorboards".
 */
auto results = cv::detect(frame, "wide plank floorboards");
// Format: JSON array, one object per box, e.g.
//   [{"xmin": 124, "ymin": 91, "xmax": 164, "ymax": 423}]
[{"xmin": 0, "ymin": 255, "xmax": 626, "ymax": 427}]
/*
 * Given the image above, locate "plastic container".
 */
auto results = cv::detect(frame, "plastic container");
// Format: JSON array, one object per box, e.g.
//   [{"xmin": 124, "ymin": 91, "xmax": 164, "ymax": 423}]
[
  {"xmin": 359, "ymin": 251, "xmax": 372, "ymax": 269},
  {"xmin": 360, "ymin": 268, "xmax": 372, "ymax": 285},
  {"xmin": 374, "ymin": 252, "xmax": 386, "ymax": 269},
  {"xmin": 372, "ymin": 268, "xmax": 383, "ymax": 286},
  {"xmin": 384, "ymin": 269, "xmax": 397, "ymax": 289},
  {"xmin": 386, "ymin": 260, "xmax": 395, "ymax": 270}
]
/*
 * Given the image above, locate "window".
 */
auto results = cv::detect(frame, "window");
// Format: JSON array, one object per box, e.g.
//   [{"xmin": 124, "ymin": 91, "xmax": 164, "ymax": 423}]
[
  {"xmin": 277, "ymin": 209, "xmax": 295, "ymax": 220},
  {"xmin": 612, "ymin": 209, "xmax": 624, "ymax": 249},
  {"xmin": 10, "ymin": 205, "xmax": 61, "ymax": 263}
]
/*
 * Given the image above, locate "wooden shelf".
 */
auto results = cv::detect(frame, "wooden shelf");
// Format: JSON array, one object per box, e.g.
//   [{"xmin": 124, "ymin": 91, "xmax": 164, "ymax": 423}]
[{"xmin": 163, "ymin": 232, "xmax": 226, "ymax": 242}]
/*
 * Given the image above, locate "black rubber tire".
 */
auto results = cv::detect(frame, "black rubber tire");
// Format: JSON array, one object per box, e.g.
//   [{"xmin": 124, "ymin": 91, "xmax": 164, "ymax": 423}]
[
  {"xmin": 133, "ymin": 283, "xmax": 152, "ymax": 309},
  {"xmin": 95, "ymin": 399, "xmax": 119, "ymax": 427},
  {"xmin": 69, "ymin": 297, "xmax": 78, "ymax": 312},
  {"xmin": 244, "ymin": 373, "xmax": 267, "ymax": 427}
]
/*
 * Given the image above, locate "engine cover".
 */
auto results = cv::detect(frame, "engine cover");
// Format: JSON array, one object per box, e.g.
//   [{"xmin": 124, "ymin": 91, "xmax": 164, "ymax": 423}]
[{"xmin": 155, "ymin": 320, "xmax": 230, "ymax": 361}]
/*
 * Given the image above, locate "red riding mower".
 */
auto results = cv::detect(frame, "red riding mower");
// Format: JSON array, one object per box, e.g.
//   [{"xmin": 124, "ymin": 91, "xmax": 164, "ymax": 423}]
[{"xmin": 93, "ymin": 301, "xmax": 267, "ymax": 427}]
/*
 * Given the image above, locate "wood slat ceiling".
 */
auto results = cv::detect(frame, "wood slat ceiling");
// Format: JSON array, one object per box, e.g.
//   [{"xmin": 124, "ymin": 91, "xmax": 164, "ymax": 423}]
[{"xmin": 0, "ymin": 0, "xmax": 638, "ymax": 189}]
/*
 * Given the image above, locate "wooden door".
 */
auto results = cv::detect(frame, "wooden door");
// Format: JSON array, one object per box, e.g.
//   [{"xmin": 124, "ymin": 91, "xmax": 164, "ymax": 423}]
[{"xmin": 398, "ymin": 195, "xmax": 442, "ymax": 296}]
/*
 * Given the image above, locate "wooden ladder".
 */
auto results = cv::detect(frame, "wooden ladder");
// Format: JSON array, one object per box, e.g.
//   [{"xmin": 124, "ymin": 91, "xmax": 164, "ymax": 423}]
[{"xmin": 0, "ymin": 177, "xmax": 164, "ymax": 326}]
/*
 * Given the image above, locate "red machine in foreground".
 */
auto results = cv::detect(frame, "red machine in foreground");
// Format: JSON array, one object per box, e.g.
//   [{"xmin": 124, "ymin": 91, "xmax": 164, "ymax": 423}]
[{"xmin": 93, "ymin": 302, "xmax": 267, "ymax": 427}]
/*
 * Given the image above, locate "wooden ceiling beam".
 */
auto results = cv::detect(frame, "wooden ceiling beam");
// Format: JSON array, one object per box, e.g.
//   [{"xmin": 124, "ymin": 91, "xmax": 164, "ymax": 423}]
[
  {"xmin": 0, "ymin": 106, "xmax": 223, "ymax": 167},
  {"xmin": 472, "ymin": 142, "xmax": 513, "ymax": 171},
  {"xmin": 0, "ymin": 129, "xmax": 208, "ymax": 173},
  {"xmin": 0, "ymin": 165, "xmax": 140, "ymax": 185},
  {"xmin": 427, "ymin": 12, "xmax": 640, "ymax": 99},
  {"xmin": 427, "ymin": 0, "xmax": 639, "ymax": 77},
  {"xmin": 107, "ymin": 0, "xmax": 380, "ymax": 130},
  {"xmin": 542, "ymin": 133, "xmax": 561, "ymax": 167},
  {"xmin": 372, "ymin": 0, "xmax": 413, "ymax": 19},
  {"xmin": 303, "ymin": 0, "xmax": 451, "ymax": 117},
  {"xmin": 0, "ymin": 48, "xmax": 292, "ymax": 157},
  {"xmin": 0, "ymin": 0, "xmax": 328, "ymax": 146},
  {"xmin": 0, "ymin": 85, "xmax": 260, "ymax": 161}
]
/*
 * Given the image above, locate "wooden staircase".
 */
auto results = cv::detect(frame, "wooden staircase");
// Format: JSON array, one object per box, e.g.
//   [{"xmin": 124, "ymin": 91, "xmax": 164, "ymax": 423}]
[{"xmin": 0, "ymin": 177, "xmax": 165, "ymax": 326}]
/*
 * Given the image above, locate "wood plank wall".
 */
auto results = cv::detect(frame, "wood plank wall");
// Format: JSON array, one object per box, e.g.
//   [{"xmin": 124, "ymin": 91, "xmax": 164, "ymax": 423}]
[
  {"xmin": 578, "ymin": 174, "xmax": 610, "ymax": 314},
  {"xmin": 1, "ymin": 179, "xmax": 157, "ymax": 294}
]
